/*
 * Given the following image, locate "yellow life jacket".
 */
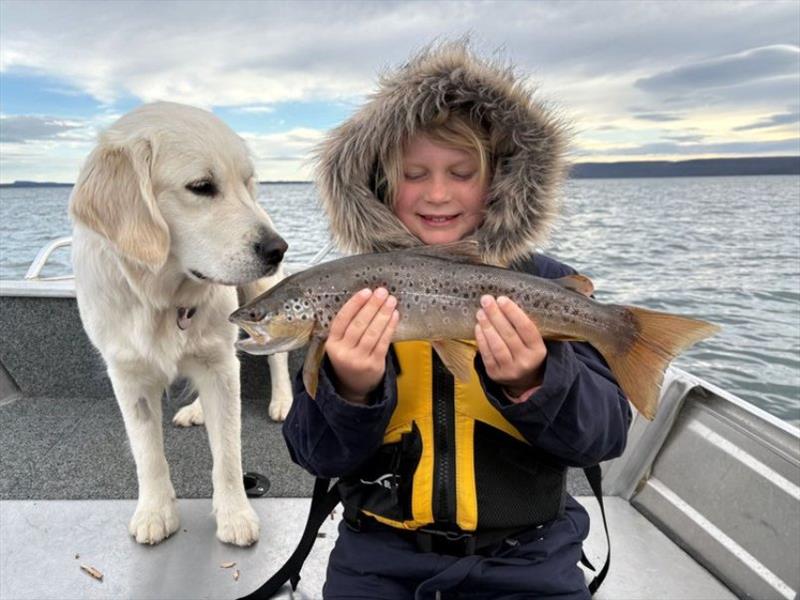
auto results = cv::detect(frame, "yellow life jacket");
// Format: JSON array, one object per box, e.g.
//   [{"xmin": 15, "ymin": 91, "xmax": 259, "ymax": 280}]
[{"xmin": 338, "ymin": 341, "xmax": 566, "ymax": 533}]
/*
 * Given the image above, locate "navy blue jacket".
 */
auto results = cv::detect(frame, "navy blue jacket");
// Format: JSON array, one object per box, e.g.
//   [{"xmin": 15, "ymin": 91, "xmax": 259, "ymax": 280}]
[{"xmin": 282, "ymin": 253, "xmax": 632, "ymax": 598}]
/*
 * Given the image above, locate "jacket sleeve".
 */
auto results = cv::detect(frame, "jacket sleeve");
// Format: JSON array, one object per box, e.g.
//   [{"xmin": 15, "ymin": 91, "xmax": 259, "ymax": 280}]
[
  {"xmin": 476, "ymin": 253, "xmax": 632, "ymax": 467},
  {"xmin": 476, "ymin": 341, "xmax": 632, "ymax": 468},
  {"xmin": 282, "ymin": 355, "xmax": 398, "ymax": 478}
]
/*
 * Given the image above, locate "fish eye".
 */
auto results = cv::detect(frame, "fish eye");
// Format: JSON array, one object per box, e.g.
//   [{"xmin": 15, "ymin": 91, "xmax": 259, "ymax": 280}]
[{"xmin": 186, "ymin": 179, "xmax": 217, "ymax": 197}]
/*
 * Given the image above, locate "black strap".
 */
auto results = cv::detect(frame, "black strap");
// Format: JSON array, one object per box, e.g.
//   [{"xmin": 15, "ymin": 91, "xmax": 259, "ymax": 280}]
[
  {"xmin": 583, "ymin": 465, "xmax": 610, "ymax": 595},
  {"xmin": 241, "ymin": 469, "xmax": 609, "ymax": 597},
  {"xmin": 238, "ymin": 477, "xmax": 340, "ymax": 599}
]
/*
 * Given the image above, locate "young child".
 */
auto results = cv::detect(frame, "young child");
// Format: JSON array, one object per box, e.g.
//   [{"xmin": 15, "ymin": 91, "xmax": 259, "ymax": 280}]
[{"xmin": 284, "ymin": 42, "xmax": 631, "ymax": 599}]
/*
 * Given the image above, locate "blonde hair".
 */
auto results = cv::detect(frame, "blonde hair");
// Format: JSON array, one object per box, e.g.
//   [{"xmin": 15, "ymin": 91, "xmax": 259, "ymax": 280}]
[{"xmin": 377, "ymin": 112, "xmax": 492, "ymax": 207}]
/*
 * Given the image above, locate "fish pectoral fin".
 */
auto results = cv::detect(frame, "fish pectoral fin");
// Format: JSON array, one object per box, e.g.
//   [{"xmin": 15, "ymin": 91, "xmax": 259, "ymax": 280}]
[
  {"xmin": 543, "ymin": 333, "xmax": 584, "ymax": 342},
  {"xmin": 302, "ymin": 337, "xmax": 326, "ymax": 399},
  {"xmin": 431, "ymin": 339, "xmax": 476, "ymax": 382},
  {"xmin": 554, "ymin": 274, "xmax": 595, "ymax": 297}
]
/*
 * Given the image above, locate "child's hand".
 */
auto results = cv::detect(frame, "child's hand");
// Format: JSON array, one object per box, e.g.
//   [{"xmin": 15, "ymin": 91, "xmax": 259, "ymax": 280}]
[
  {"xmin": 326, "ymin": 288, "xmax": 400, "ymax": 404},
  {"xmin": 475, "ymin": 295, "xmax": 547, "ymax": 398}
]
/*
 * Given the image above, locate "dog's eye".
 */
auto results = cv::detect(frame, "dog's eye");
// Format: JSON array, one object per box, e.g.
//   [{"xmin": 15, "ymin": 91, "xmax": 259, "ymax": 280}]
[{"xmin": 186, "ymin": 180, "xmax": 217, "ymax": 197}]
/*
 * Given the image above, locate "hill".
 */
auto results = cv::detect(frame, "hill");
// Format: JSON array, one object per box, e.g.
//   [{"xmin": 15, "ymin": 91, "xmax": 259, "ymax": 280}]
[
  {"xmin": 569, "ymin": 156, "xmax": 800, "ymax": 178},
  {"xmin": 2, "ymin": 156, "xmax": 799, "ymax": 187}
]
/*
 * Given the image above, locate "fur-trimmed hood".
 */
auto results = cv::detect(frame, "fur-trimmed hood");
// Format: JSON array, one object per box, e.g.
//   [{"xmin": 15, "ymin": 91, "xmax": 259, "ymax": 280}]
[{"xmin": 314, "ymin": 41, "xmax": 571, "ymax": 266}]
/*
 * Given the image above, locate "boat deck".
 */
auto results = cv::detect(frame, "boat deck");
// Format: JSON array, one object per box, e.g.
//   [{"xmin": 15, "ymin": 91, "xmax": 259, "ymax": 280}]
[
  {"xmin": 0, "ymin": 389, "xmax": 733, "ymax": 599},
  {"xmin": 1, "ymin": 496, "xmax": 736, "ymax": 599}
]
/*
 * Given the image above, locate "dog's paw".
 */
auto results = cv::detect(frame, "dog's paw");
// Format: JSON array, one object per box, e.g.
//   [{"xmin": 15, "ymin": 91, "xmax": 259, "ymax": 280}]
[
  {"xmin": 172, "ymin": 398, "xmax": 205, "ymax": 427},
  {"xmin": 268, "ymin": 394, "xmax": 293, "ymax": 422},
  {"xmin": 216, "ymin": 504, "xmax": 260, "ymax": 546},
  {"xmin": 129, "ymin": 501, "xmax": 180, "ymax": 545}
]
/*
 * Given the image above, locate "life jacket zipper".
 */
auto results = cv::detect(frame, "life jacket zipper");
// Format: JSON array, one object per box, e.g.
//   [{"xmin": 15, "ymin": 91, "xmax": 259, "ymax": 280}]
[{"xmin": 432, "ymin": 353, "xmax": 457, "ymax": 524}]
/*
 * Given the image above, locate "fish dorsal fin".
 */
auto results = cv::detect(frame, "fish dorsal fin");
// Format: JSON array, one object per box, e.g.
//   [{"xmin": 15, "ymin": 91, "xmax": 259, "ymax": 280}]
[
  {"xmin": 554, "ymin": 274, "xmax": 595, "ymax": 297},
  {"xmin": 431, "ymin": 339, "xmax": 477, "ymax": 382},
  {"xmin": 402, "ymin": 240, "xmax": 485, "ymax": 265}
]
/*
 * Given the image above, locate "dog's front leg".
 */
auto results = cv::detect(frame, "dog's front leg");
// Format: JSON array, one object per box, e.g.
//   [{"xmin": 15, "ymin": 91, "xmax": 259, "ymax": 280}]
[
  {"xmin": 185, "ymin": 356, "xmax": 260, "ymax": 546},
  {"xmin": 267, "ymin": 351, "xmax": 293, "ymax": 421},
  {"xmin": 108, "ymin": 364, "xmax": 179, "ymax": 545}
]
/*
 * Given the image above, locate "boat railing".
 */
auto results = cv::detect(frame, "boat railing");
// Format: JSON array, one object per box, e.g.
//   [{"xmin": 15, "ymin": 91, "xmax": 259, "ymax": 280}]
[
  {"xmin": 1, "ymin": 237, "xmax": 338, "ymax": 297},
  {"xmin": 24, "ymin": 236, "xmax": 74, "ymax": 282}
]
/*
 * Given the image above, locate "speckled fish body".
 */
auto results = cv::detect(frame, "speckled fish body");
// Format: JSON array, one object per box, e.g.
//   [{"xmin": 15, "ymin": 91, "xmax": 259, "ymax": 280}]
[
  {"xmin": 230, "ymin": 243, "xmax": 718, "ymax": 419},
  {"xmin": 235, "ymin": 250, "xmax": 605, "ymax": 344}
]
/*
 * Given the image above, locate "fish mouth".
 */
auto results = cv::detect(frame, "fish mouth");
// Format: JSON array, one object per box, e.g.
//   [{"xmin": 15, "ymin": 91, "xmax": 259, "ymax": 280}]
[{"xmin": 235, "ymin": 337, "xmax": 272, "ymax": 355}]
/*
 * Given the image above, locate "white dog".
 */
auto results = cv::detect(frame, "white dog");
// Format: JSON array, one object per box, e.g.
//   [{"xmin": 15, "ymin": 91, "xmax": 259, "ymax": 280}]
[{"xmin": 70, "ymin": 102, "xmax": 293, "ymax": 546}]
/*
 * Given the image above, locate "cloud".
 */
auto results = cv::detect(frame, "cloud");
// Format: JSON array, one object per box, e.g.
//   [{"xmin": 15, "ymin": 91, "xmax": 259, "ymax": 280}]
[
  {"xmin": 583, "ymin": 138, "xmax": 800, "ymax": 157},
  {"xmin": 0, "ymin": 115, "xmax": 88, "ymax": 143},
  {"xmin": 634, "ymin": 113, "xmax": 682, "ymax": 122},
  {"xmin": 733, "ymin": 110, "xmax": 800, "ymax": 131},
  {"xmin": 636, "ymin": 45, "xmax": 800, "ymax": 94},
  {"xmin": 663, "ymin": 134, "xmax": 706, "ymax": 142},
  {"xmin": 234, "ymin": 106, "xmax": 276, "ymax": 114},
  {"xmin": 1, "ymin": 0, "xmax": 798, "ymax": 181},
  {"xmin": 3, "ymin": 1, "xmax": 799, "ymax": 110},
  {"xmin": 241, "ymin": 127, "xmax": 327, "ymax": 180}
]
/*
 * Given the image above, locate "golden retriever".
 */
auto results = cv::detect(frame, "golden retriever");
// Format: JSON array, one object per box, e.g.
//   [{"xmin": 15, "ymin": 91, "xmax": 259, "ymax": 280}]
[{"xmin": 69, "ymin": 101, "xmax": 292, "ymax": 546}]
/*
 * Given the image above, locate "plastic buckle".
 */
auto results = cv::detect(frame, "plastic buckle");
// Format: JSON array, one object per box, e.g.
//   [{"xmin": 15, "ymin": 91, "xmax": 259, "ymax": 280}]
[{"xmin": 418, "ymin": 528, "xmax": 477, "ymax": 556}]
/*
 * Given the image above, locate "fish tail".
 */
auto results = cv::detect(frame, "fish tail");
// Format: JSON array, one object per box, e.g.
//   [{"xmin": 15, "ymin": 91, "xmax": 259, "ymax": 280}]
[{"xmin": 597, "ymin": 306, "xmax": 720, "ymax": 420}]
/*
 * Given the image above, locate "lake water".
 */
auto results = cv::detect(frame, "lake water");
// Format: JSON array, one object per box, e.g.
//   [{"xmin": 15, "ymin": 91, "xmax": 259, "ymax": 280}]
[{"xmin": 1, "ymin": 177, "xmax": 799, "ymax": 423}]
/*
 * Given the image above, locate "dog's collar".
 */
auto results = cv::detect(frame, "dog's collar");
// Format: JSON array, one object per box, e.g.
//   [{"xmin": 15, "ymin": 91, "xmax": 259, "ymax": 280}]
[{"xmin": 177, "ymin": 306, "xmax": 197, "ymax": 330}]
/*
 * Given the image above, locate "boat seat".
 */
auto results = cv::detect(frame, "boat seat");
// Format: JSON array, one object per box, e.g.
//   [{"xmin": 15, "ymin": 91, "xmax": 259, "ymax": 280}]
[{"xmin": 0, "ymin": 496, "xmax": 735, "ymax": 599}]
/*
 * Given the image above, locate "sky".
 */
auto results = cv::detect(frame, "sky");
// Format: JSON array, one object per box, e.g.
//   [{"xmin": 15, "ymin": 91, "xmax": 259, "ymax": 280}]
[{"xmin": 1, "ymin": 0, "xmax": 799, "ymax": 183}]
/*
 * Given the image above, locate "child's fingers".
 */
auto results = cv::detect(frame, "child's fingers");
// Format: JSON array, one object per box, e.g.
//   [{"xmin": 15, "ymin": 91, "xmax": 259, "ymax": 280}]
[
  {"xmin": 359, "ymin": 295, "xmax": 397, "ymax": 354},
  {"xmin": 372, "ymin": 310, "xmax": 400, "ymax": 359},
  {"xmin": 496, "ymin": 296, "xmax": 542, "ymax": 349},
  {"xmin": 480, "ymin": 295, "xmax": 526, "ymax": 355},
  {"xmin": 476, "ymin": 309, "xmax": 513, "ymax": 366},
  {"xmin": 475, "ymin": 324, "xmax": 497, "ymax": 371},
  {"xmin": 329, "ymin": 288, "xmax": 372, "ymax": 341},
  {"xmin": 341, "ymin": 288, "xmax": 390, "ymax": 347}
]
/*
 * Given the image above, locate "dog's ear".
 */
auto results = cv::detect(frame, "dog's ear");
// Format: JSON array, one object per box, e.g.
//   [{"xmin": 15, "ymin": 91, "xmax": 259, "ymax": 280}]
[
  {"xmin": 69, "ymin": 136, "xmax": 170, "ymax": 270},
  {"xmin": 246, "ymin": 175, "xmax": 259, "ymax": 201}
]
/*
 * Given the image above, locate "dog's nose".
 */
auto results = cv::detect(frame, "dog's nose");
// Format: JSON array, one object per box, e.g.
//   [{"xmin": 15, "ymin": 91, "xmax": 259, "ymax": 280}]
[{"xmin": 254, "ymin": 235, "xmax": 288, "ymax": 266}]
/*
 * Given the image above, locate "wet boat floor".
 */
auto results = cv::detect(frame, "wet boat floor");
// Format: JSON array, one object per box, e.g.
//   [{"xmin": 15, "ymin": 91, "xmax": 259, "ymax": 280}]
[{"xmin": 0, "ymin": 394, "xmax": 734, "ymax": 599}]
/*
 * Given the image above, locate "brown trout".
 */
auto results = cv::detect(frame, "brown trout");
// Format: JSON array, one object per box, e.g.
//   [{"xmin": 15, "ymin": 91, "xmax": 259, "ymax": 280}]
[{"xmin": 229, "ymin": 242, "xmax": 719, "ymax": 419}]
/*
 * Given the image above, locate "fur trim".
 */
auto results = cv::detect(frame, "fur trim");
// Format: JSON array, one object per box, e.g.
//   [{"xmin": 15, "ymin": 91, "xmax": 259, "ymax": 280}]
[{"xmin": 314, "ymin": 41, "xmax": 571, "ymax": 266}]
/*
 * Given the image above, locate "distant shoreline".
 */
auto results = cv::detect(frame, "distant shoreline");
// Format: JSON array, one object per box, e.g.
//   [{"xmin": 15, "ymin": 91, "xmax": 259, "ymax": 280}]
[{"xmin": 2, "ymin": 156, "xmax": 798, "ymax": 187}]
